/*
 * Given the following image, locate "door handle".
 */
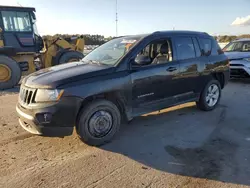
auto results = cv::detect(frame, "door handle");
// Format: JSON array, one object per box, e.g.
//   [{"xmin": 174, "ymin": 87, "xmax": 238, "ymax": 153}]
[{"xmin": 166, "ymin": 67, "xmax": 177, "ymax": 72}]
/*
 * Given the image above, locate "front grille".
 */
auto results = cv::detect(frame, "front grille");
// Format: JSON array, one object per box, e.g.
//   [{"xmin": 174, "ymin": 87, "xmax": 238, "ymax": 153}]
[
  {"xmin": 19, "ymin": 86, "xmax": 37, "ymax": 105},
  {"xmin": 230, "ymin": 68, "xmax": 250, "ymax": 78},
  {"xmin": 230, "ymin": 64, "xmax": 244, "ymax": 67}
]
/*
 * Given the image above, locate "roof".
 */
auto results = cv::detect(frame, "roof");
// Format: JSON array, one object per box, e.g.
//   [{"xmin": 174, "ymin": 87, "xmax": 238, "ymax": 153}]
[
  {"xmin": 152, "ymin": 30, "xmax": 210, "ymax": 36},
  {"xmin": 0, "ymin": 5, "xmax": 35, "ymax": 12},
  {"xmin": 118, "ymin": 30, "xmax": 210, "ymax": 39},
  {"xmin": 234, "ymin": 38, "xmax": 250, "ymax": 42}
]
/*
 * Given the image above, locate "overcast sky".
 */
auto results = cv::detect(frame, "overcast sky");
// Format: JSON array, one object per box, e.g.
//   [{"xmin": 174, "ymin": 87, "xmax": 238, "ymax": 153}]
[{"xmin": 1, "ymin": 0, "xmax": 250, "ymax": 36}]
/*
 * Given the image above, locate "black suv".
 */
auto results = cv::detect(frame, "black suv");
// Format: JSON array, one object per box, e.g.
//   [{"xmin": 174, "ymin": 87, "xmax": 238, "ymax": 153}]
[{"xmin": 16, "ymin": 31, "xmax": 230, "ymax": 146}]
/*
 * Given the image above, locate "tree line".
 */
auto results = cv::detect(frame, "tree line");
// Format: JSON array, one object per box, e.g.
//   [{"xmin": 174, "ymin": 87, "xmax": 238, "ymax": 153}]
[
  {"xmin": 215, "ymin": 34, "xmax": 250, "ymax": 43},
  {"xmin": 42, "ymin": 34, "xmax": 113, "ymax": 45},
  {"xmin": 43, "ymin": 34, "xmax": 250, "ymax": 45}
]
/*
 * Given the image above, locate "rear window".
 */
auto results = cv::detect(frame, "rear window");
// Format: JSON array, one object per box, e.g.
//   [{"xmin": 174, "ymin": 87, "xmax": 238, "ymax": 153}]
[{"xmin": 175, "ymin": 37, "xmax": 196, "ymax": 60}]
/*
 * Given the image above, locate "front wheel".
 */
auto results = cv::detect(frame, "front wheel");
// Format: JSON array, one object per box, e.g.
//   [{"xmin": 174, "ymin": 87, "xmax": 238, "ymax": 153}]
[
  {"xmin": 77, "ymin": 100, "xmax": 121, "ymax": 146},
  {"xmin": 196, "ymin": 79, "xmax": 221, "ymax": 111}
]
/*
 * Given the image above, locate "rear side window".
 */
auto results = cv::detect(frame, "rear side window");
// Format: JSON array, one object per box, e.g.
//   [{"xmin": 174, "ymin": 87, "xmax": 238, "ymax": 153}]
[
  {"xmin": 199, "ymin": 38, "xmax": 212, "ymax": 56},
  {"xmin": 192, "ymin": 37, "xmax": 201, "ymax": 57},
  {"xmin": 175, "ymin": 37, "xmax": 196, "ymax": 60}
]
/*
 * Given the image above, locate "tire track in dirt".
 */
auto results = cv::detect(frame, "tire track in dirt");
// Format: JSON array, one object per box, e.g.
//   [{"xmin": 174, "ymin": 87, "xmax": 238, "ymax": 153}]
[
  {"xmin": 85, "ymin": 164, "xmax": 126, "ymax": 188},
  {"xmin": 218, "ymin": 105, "xmax": 227, "ymax": 124}
]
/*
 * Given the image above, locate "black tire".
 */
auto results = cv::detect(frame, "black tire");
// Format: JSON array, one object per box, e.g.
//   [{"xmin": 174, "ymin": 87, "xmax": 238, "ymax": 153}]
[
  {"xmin": 77, "ymin": 99, "xmax": 121, "ymax": 146},
  {"xmin": 0, "ymin": 55, "xmax": 21, "ymax": 90},
  {"xmin": 196, "ymin": 79, "xmax": 221, "ymax": 111},
  {"xmin": 58, "ymin": 51, "xmax": 84, "ymax": 64}
]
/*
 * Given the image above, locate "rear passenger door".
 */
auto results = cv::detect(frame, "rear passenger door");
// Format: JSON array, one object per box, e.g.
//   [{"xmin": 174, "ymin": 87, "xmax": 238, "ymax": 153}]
[
  {"xmin": 198, "ymin": 37, "xmax": 227, "ymax": 88},
  {"xmin": 172, "ymin": 36, "xmax": 208, "ymax": 99}
]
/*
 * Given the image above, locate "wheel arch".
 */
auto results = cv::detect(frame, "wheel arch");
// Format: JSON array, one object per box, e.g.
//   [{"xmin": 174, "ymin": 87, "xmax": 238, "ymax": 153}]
[
  {"xmin": 75, "ymin": 91, "xmax": 129, "ymax": 129},
  {"xmin": 212, "ymin": 72, "xmax": 225, "ymax": 89}
]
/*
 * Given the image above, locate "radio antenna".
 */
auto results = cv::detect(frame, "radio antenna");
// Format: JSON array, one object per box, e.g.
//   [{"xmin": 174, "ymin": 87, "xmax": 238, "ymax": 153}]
[
  {"xmin": 17, "ymin": 2, "xmax": 23, "ymax": 7},
  {"xmin": 115, "ymin": 0, "xmax": 118, "ymax": 37}
]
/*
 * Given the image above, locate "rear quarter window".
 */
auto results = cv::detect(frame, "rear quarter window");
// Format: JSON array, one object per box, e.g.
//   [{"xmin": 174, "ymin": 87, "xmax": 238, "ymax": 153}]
[
  {"xmin": 199, "ymin": 38, "xmax": 212, "ymax": 56},
  {"xmin": 211, "ymin": 39, "xmax": 224, "ymax": 55}
]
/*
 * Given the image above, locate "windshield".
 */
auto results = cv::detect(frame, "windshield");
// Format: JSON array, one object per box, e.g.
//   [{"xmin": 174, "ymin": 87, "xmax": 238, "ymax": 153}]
[
  {"xmin": 82, "ymin": 36, "xmax": 142, "ymax": 66},
  {"xmin": 223, "ymin": 41, "xmax": 250, "ymax": 52},
  {"xmin": 1, "ymin": 11, "xmax": 32, "ymax": 32}
]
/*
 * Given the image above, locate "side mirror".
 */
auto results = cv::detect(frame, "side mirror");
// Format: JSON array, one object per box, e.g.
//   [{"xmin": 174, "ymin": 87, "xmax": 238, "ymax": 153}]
[{"xmin": 134, "ymin": 55, "xmax": 151, "ymax": 66}]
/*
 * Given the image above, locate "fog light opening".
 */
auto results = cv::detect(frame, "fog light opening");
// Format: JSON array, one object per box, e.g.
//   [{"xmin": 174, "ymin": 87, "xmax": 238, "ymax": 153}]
[{"xmin": 36, "ymin": 113, "xmax": 52, "ymax": 123}]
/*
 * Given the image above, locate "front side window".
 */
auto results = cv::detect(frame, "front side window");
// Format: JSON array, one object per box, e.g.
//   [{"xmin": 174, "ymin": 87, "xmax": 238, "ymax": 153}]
[
  {"xmin": 82, "ymin": 36, "xmax": 142, "ymax": 66},
  {"xmin": 133, "ymin": 39, "xmax": 174, "ymax": 66},
  {"xmin": 223, "ymin": 41, "xmax": 250, "ymax": 52},
  {"xmin": 2, "ymin": 11, "xmax": 32, "ymax": 32},
  {"xmin": 175, "ymin": 37, "xmax": 196, "ymax": 60}
]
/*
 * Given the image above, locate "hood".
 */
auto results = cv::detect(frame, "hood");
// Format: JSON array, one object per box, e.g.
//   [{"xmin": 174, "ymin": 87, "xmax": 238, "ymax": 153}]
[
  {"xmin": 224, "ymin": 52, "xmax": 250, "ymax": 60},
  {"xmin": 23, "ymin": 62, "xmax": 114, "ymax": 88}
]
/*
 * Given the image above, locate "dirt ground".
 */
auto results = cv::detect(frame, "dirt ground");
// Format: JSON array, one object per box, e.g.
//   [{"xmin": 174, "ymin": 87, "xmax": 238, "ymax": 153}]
[{"xmin": 1, "ymin": 80, "xmax": 250, "ymax": 188}]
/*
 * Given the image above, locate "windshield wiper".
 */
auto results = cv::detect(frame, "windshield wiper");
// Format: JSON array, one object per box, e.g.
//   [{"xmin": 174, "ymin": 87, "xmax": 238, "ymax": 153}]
[{"xmin": 88, "ymin": 60, "xmax": 103, "ymax": 65}]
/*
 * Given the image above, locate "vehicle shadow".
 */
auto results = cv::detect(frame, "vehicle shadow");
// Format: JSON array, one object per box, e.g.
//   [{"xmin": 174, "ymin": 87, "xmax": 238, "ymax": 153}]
[
  {"xmin": 230, "ymin": 78, "xmax": 250, "ymax": 84},
  {"xmin": 101, "ymin": 104, "xmax": 249, "ymax": 186}
]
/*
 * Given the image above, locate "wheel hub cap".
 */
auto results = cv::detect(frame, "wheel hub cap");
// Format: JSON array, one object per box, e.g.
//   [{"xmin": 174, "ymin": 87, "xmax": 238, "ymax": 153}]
[
  {"xmin": 0, "ymin": 64, "xmax": 11, "ymax": 82},
  {"xmin": 89, "ymin": 110, "xmax": 113, "ymax": 138},
  {"xmin": 206, "ymin": 84, "xmax": 219, "ymax": 107}
]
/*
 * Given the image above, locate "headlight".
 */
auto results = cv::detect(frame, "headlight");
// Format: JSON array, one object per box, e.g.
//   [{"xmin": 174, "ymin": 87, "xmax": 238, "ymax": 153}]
[{"xmin": 35, "ymin": 89, "xmax": 64, "ymax": 102}]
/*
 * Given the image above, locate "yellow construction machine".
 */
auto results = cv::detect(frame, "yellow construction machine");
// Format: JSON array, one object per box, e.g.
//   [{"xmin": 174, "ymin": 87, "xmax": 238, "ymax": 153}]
[{"xmin": 0, "ymin": 6, "xmax": 85, "ymax": 90}]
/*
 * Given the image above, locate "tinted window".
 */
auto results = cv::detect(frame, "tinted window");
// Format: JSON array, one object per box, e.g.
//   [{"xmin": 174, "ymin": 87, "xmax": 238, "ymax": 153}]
[
  {"xmin": 192, "ymin": 37, "xmax": 201, "ymax": 57},
  {"xmin": 200, "ymin": 38, "xmax": 212, "ymax": 56},
  {"xmin": 211, "ymin": 40, "xmax": 224, "ymax": 55},
  {"xmin": 175, "ymin": 37, "xmax": 196, "ymax": 60},
  {"xmin": 2, "ymin": 11, "xmax": 32, "ymax": 32}
]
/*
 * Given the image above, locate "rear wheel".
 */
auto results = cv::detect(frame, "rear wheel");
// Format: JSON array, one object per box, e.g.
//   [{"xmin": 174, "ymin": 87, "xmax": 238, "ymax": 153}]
[
  {"xmin": 58, "ymin": 51, "xmax": 84, "ymax": 64},
  {"xmin": 0, "ymin": 55, "xmax": 21, "ymax": 90},
  {"xmin": 77, "ymin": 100, "xmax": 121, "ymax": 146},
  {"xmin": 196, "ymin": 79, "xmax": 221, "ymax": 111}
]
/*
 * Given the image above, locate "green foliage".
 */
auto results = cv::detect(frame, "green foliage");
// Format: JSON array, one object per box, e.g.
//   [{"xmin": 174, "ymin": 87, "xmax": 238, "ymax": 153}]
[{"xmin": 215, "ymin": 35, "xmax": 250, "ymax": 43}]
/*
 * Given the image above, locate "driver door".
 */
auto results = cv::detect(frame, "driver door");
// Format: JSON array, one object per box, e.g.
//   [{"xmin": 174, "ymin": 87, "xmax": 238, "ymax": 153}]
[{"xmin": 130, "ymin": 38, "xmax": 181, "ymax": 116}]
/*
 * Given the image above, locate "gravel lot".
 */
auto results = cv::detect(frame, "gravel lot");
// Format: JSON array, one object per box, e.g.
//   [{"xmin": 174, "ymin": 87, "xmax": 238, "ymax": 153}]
[{"xmin": 1, "ymin": 80, "xmax": 250, "ymax": 188}]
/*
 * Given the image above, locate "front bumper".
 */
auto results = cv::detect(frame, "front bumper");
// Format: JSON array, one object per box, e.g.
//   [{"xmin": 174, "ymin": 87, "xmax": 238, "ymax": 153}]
[
  {"xmin": 230, "ymin": 60, "xmax": 250, "ymax": 78},
  {"xmin": 16, "ymin": 96, "xmax": 82, "ymax": 137}
]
